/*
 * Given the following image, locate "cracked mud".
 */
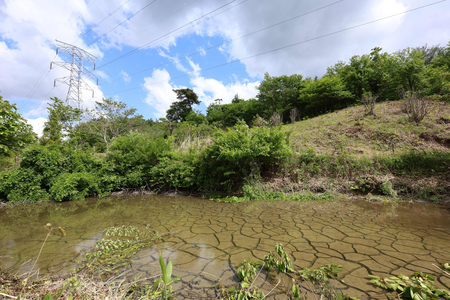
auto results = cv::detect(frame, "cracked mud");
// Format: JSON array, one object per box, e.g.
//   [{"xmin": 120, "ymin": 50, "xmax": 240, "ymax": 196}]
[{"xmin": 1, "ymin": 196, "xmax": 449, "ymax": 298}]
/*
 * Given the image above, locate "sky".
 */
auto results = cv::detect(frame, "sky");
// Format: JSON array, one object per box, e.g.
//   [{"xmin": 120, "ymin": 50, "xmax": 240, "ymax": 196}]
[{"xmin": 0, "ymin": 0, "xmax": 449, "ymax": 136}]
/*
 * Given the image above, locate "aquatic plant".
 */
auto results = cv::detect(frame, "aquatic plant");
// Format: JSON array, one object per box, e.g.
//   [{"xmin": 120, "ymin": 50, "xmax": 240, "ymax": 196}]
[
  {"xmin": 369, "ymin": 272, "xmax": 450, "ymax": 300},
  {"xmin": 151, "ymin": 255, "xmax": 182, "ymax": 300}
]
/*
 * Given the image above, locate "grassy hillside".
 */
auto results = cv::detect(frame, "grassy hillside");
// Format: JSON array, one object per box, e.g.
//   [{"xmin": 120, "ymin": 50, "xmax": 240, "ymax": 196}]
[
  {"xmin": 249, "ymin": 100, "xmax": 450, "ymax": 202},
  {"xmin": 289, "ymin": 100, "xmax": 450, "ymax": 155}
]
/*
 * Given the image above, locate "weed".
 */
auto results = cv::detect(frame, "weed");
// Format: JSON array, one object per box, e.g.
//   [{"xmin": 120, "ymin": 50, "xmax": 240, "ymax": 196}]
[{"xmin": 151, "ymin": 255, "xmax": 182, "ymax": 300}]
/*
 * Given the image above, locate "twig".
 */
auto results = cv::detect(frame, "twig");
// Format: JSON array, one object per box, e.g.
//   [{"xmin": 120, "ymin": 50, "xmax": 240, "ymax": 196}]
[
  {"xmin": 433, "ymin": 264, "xmax": 450, "ymax": 277},
  {"xmin": 200, "ymin": 271, "xmax": 234, "ymax": 286},
  {"xmin": 261, "ymin": 278, "xmax": 281, "ymax": 300},
  {"xmin": 28, "ymin": 225, "xmax": 52, "ymax": 281},
  {"xmin": 0, "ymin": 292, "xmax": 18, "ymax": 299},
  {"xmin": 243, "ymin": 262, "xmax": 265, "ymax": 299}
]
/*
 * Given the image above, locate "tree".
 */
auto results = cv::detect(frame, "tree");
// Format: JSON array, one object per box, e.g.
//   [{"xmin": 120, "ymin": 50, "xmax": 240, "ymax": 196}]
[
  {"xmin": 299, "ymin": 76, "xmax": 354, "ymax": 116},
  {"xmin": 166, "ymin": 88, "xmax": 200, "ymax": 123},
  {"xmin": 41, "ymin": 97, "xmax": 82, "ymax": 145},
  {"xmin": 393, "ymin": 48, "xmax": 426, "ymax": 91},
  {"xmin": 0, "ymin": 94, "xmax": 35, "ymax": 156},
  {"xmin": 85, "ymin": 98, "xmax": 139, "ymax": 150},
  {"xmin": 256, "ymin": 72, "xmax": 305, "ymax": 116}
]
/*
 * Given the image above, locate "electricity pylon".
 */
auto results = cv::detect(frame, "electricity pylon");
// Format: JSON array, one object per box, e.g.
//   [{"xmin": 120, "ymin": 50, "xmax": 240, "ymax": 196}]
[{"xmin": 50, "ymin": 40, "xmax": 98, "ymax": 108}]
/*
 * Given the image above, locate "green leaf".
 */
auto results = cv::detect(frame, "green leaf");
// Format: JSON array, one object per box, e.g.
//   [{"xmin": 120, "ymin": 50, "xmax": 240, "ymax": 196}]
[
  {"xmin": 43, "ymin": 294, "xmax": 54, "ymax": 300},
  {"xmin": 166, "ymin": 259, "xmax": 173, "ymax": 282},
  {"xmin": 159, "ymin": 256, "xmax": 167, "ymax": 284},
  {"xmin": 152, "ymin": 278, "xmax": 163, "ymax": 292},
  {"xmin": 292, "ymin": 282, "xmax": 300, "ymax": 298}
]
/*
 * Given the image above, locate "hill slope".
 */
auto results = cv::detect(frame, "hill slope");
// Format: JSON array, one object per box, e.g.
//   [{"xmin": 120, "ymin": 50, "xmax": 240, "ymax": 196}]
[{"xmin": 255, "ymin": 100, "xmax": 450, "ymax": 202}]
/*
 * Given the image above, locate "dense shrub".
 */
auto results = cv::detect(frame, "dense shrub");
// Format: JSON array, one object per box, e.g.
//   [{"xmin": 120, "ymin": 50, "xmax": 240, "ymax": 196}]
[
  {"xmin": 0, "ymin": 168, "xmax": 49, "ymax": 202},
  {"xmin": 150, "ymin": 151, "xmax": 198, "ymax": 191},
  {"xmin": 19, "ymin": 144, "xmax": 68, "ymax": 190},
  {"xmin": 50, "ymin": 172, "xmax": 101, "ymax": 201},
  {"xmin": 105, "ymin": 131, "xmax": 172, "ymax": 188},
  {"xmin": 198, "ymin": 123, "xmax": 291, "ymax": 191}
]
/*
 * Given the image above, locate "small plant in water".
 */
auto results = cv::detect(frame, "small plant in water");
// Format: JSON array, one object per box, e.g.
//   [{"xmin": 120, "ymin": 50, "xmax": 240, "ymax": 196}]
[
  {"xmin": 369, "ymin": 272, "xmax": 450, "ymax": 300},
  {"xmin": 152, "ymin": 255, "xmax": 182, "ymax": 300}
]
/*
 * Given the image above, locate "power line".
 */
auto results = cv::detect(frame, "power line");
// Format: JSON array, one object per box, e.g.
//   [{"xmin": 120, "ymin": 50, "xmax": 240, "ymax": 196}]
[
  {"xmin": 99, "ymin": 0, "xmax": 343, "ymax": 85},
  {"xmin": 18, "ymin": 0, "xmax": 110, "ymax": 111},
  {"xmin": 97, "ymin": 0, "xmax": 244, "ymax": 69},
  {"xmin": 119, "ymin": 0, "xmax": 200, "ymax": 47},
  {"xmin": 87, "ymin": 0, "xmax": 158, "ymax": 46},
  {"xmin": 51, "ymin": 40, "xmax": 98, "ymax": 108},
  {"xmin": 104, "ymin": 0, "xmax": 446, "ymax": 97},
  {"xmin": 72, "ymin": 0, "xmax": 133, "ymax": 45}
]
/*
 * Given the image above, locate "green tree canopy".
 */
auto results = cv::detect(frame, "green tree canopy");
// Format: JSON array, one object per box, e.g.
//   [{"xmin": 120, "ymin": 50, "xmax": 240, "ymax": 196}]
[
  {"xmin": 256, "ymin": 72, "xmax": 305, "ymax": 115},
  {"xmin": 166, "ymin": 88, "xmax": 200, "ymax": 123},
  {"xmin": 41, "ymin": 97, "xmax": 83, "ymax": 145},
  {"xmin": 85, "ymin": 98, "xmax": 139, "ymax": 150},
  {"xmin": 0, "ymin": 95, "xmax": 35, "ymax": 156}
]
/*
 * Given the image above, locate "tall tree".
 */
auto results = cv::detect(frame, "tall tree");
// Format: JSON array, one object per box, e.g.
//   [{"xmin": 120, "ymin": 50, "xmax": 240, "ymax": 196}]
[
  {"xmin": 85, "ymin": 98, "xmax": 139, "ymax": 150},
  {"xmin": 393, "ymin": 48, "xmax": 426, "ymax": 91},
  {"xmin": 166, "ymin": 88, "xmax": 200, "ymax": 123},
  {"xmin": 41, "ymin": 97, "xmax": 83, "ymax": 145},
  {"xmin": 0, "ymin": 94, "xmax": 35, "ymax": 156},
  {"xmin": 256, "ymin": 72, "xmax": 305, "ymax": 116}
]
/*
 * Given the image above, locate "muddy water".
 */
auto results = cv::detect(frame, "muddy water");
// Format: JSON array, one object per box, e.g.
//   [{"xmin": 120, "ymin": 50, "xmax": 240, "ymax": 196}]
[{"xmin": 1, "ymin": 196, "xmax": 450, "ymax": 298}]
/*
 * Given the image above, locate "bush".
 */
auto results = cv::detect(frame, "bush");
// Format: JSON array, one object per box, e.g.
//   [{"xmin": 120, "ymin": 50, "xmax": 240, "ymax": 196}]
[
  {"xmin": 402, "ymin": 91, "xmax": 433, "ymax": 123},
  {"xmin": 19, "ymin": 145, "xmax": 68, "ymax": 190},
  {"xmin": 379, "ymin": 182, "xmax": 397, "ymax": 197},
  {"xmin": 199, "ymin": 123, "xmax": 291, "ymax": 191},
  {"xmin": 0, "ymin": 168, "xmax": 49, "ymax": 202},
  {"xmin": 361, "ymin": 92, "xmax": 378, "ymax": 115},
  {"xmin": 50, "ymin": 172, "xmax": 101, "ymax": 201},
  {"xmin": 150, "ymin": 151, "xmax": 197, "ymax": 191}
]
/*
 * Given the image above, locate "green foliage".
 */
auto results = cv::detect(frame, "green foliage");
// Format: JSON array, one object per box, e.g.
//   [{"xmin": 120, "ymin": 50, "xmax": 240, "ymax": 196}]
[
  {"xmin": 0, "ymin": 168, "xmax": 49, "ymax": 202},
  {"xmin": 166, "ymin": 88, "xmax": 200, "ymax": 123},
  {"xmin": 240, "ymin": 180, "xmax": 335, "ymax": 202},
  {"xmin": 228, "ymin": 244, "xmax": 354, "ymax": 300},
  {"xmin": 206, "ymin": 98, "xmax": 266, "ymax": 127},
  {"xmin": 199, "ymin": 123, "xmax": 291, "ymax": 191},
  {"xmin": 264, "ymin": 243, "xmax": 295, "ymax": 274},
  {"xmin": 380, "ymin": 182, "xmax": 397, "ymax": 197},
  {"xmin": 299, "ymin": 75, "xmax": 355, "ymax": 117},
  {"xmin": 150, "ymin": 151, "xmax": 197, "ymax": 191},
  {"xmin": 0, "ymin": 94, "xmax": 35, "ymax": 156},
  {"xmin": 49, "ymin": 172, "xmax": 100, "ymax": 202},
  {"xmin": 236, "ymin": 261, "xmax": 263, "ymax": 288},
  {"xmin": 152, "ymin": 255, "xmax": 182, "ymax": 300},
  {"xmin": 19, "ymin": 144, "xmax": 69, "ymax": 189},
  {"xmin": 256, "ymin": 72, "xmax": 305, "ymax": 117},
  {"xmin": 79, "ymin": 225, "xmax": 162, "ymax": 278},
  {"xmin": 108, "ymin": 131, "xmax": 171, "ymax": 173},
  {"xmin": 85, "ymin": 98, "xmax": 139, "ymax": 150},
  {"xmin": 40, "ymin": 97, "xmax": 82, "ymax": 145},
  {"xmin": 369, "ymin": 272, "xmax": 450, "ymax": 300}
]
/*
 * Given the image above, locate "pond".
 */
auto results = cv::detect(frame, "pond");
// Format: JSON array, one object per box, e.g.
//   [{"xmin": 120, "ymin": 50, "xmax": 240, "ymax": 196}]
[{"xmin": 1, "ymin": 195, "xmax": 450, "ymax": 298}]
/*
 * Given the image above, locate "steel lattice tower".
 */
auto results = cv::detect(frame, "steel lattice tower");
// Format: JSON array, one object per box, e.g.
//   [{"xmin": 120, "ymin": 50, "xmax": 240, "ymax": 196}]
[{"xmin": 50, "ymin": 40, "xmax": 98, "ymax": 108}]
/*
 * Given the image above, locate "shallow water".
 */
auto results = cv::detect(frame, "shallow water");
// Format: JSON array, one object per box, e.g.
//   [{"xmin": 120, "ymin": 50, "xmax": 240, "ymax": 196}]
[{"xmin": 1, "ymin": 196, "xmax": 450, "ymax": 298}]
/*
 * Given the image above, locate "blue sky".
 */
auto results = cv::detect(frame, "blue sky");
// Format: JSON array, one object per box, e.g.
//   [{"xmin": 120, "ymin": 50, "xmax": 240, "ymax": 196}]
[{"xmin": 1, "ymin": 0, "xmax": 449, "ymax": 135}]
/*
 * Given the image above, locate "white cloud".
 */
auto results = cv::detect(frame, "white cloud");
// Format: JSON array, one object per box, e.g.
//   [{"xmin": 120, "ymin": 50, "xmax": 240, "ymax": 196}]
[
  {"xmin": 186, "ymin": 58, "xmax": 201, "ymax": 75},
  {"xmin": 95, "ymin": 69, "xmax": 109, "ymax": 80},
  {"xmin": 197, "ymin": 46, "xmax": 206, "ymax": 56},
  {"xmin": 157, "ymin": 49, "xmax": 189, "ymax": 73},
  {"xmin": 0, "ymin": 0, "xmax": 104, "ymax": 116},
  {"xmin": 26, "ymin": 117, "xmax": 47, "ymax": 137},
  {"xmin": 143, "ymin": 69, "xmax": 183, "ymax": 118},
  {"xmin": 120, "ymin": 70, "xmax": 131, "ymax": 82},
  {"xmin": 190, "ymin": 76, "xmax": 259, "ymax": 107}
]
